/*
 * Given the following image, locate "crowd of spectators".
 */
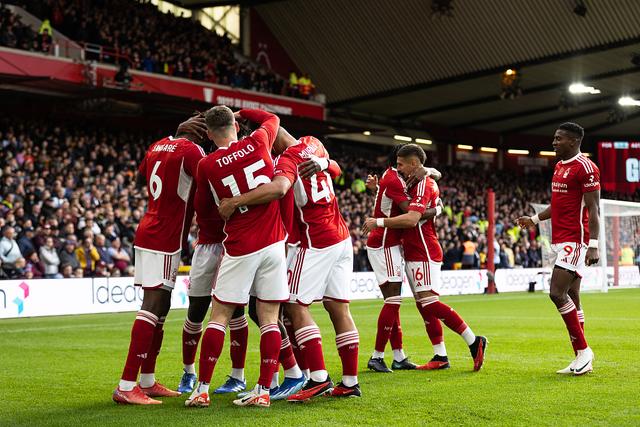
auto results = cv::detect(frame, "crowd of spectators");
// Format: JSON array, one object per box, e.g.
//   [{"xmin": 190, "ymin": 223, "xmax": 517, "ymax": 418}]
[
  {"xmin": 7, "ymin": 0, "xmax": 313, "ymax": 99},
  {"xmin": 0, "ymin": 3, "xmax": 52, "ymax": 53},
  {"xmin": 1, "ymin": 116, "xmax": 638, "ymax": 279}
]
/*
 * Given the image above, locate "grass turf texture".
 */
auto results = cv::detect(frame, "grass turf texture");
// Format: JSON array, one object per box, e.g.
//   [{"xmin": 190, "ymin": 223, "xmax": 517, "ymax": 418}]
[{"xmin": 1, "ymin": 290, "xmax": 639, "ymax": 426}]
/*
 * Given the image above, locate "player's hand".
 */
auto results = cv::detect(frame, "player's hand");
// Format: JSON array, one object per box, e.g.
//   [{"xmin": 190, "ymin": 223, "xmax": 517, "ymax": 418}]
[
  {"xmin": 234, "ymin": 110, "xmax": 243, "ymax": 120},
  {"xmin": 298, "ymin": 158, "xmax": 322, "ymax": 179},
  {"xmin": 366, "ymin": 174, "xmax": 378, "ymax": 191},
  {"xmin": 585, "ymin": 247, "xmax": 599, "ymax": 266},
  {"xmin": 405, "ymin": 166, "xmax": 428, "ymax": 188},
  {"xmin": 516, "ymin": 216, "xmax": 535, "ymax": 228},
  {"xmin": 362, "ymin": 217, "xmax": 378, "ymax": 236},
  {"xmin": 436, "ymin": 197, "xmax": 444, "ymax": 215},
  {"xmin": 218, "ymin": 198, "xmax": 238, "ymax": 221},
  {"xmin": 176, "ymin": 116, "xmax": 208, "ymax": 143}
]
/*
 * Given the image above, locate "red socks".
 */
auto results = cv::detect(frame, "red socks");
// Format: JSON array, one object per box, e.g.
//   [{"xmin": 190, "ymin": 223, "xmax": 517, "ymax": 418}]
[
  {"xmin": 228, "ymin": 315, "xmax": 249, "ymax": 370},
  {"xmin": 294, "ymin": 325, "xmax": 326, "ymax": 374},
  {"xmin": 417, "ymin": 296, "xmax": 467, "ymax": 334},
  {"xmin": 336, "ymin": 330, "xmax": 359, "ymax": 377},
  {"xmin": 141, "ymin": 316, "xmax": 165, "ymax": 375},
  {"xmin": 198, "ymin": 321, "xmax": 226, "ymax": 384},
  {"xmin": 279, "ymin": 336, "xmax": 297, "ymax": 370},
  {"xmin": 284, "ymin": 318, "xmax": 307, "ymax": 371},
  {"xmin": 558, "ymin": 300, "xmax": 588, "ymax": 352},
  {"xmin": 389, "ymin": 309, "xmax": 403, "ymax": 351},
  {"xmin": 374, "ymin": 296, "xmax": 401, "ymax": 353},
  {"xmin": 182, "ymin": 318, "xmax": 203, "ymax": 366},
  {"xmin": 121, "ymin": 310, "xmax": 158, "ymax": 382},
  {"xmin": 258, "ymin": 324, "xmax": 281, "ymax": 388}
]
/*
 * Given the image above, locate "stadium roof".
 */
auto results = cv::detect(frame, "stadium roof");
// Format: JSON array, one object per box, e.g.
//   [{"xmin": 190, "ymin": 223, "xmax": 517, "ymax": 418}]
[{"xmin": 255, "ymin": 0, "xmax": 640, "ymax": 137}]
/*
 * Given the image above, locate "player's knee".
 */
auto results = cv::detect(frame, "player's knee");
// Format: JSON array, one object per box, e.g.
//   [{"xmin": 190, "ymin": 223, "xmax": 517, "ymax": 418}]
[
  {"xmin": 380, "ymin": 281, "xmax": 401, "ymax": 299},
  {"xmin": 187, "ymin": 296, "xmax": 211, "ymax": 323},
  {"xmin": 141, "ymin": 289, "xmax": 171, "ymax": 316},
  {"xmin": 548, "ymin": 290, "xmax": 566, "ymax": 306}
]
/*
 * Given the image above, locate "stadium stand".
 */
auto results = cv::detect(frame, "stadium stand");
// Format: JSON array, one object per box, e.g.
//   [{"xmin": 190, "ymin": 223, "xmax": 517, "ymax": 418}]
[
  {"xmin": 3, "ymin": 115, "xmax": 637, "ymax": 280},
  {"xmin": 4, "ymin": 0, "xmax": 313, "ymax": 98}
]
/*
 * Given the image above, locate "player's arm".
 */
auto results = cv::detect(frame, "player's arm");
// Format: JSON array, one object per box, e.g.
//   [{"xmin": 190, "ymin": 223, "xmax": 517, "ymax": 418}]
[
  {"xmin": 405, "ymin": 166, "xmax": 442, "ymax": 187},
  {"xmin": 237, "ymin": 109, "xmax": 280, "ymax": 149},
  {"xmin": 218, "ymin": 176, "xmax": 292, "ymax": 220},
  {"xmin": 298, "ymin": 157, "xmax": 341, "ymax": 179},
  {"xmin": 584, "ymin": 188, "xmax": 601, "ymax": 266},
  {"xmin": 517, "ymin": 205, "xmax": 551, "ymax": 228}
]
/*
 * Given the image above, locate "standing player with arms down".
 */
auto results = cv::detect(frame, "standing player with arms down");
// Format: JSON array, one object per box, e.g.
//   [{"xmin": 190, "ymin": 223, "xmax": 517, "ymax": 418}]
[
  {"xmin": 112, "ymin": 116, "xmax": 208, "ymax": 405},
  {"xmin": 366, "ymin": 145, "xmax": 442, "ymax": 373},
  {"xmin": 185, "ymin": 106, "xmax": 289, "ymax": 408},
  {"xmin": 218, "ymin": 131, "xmax": 361, "ymax": 400},
  {"xmin": 518, "ymin": 122, "xmax": 599, "ymax": 375},
  {"xmin": 364, "ymin": 144, "xmax": 488, "ymax": 371}
]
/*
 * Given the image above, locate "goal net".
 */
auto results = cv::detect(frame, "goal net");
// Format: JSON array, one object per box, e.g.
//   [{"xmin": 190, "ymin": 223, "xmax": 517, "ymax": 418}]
[{"xmin": 531, "ymin": 199, "xmax": 640, "ymax": 292}]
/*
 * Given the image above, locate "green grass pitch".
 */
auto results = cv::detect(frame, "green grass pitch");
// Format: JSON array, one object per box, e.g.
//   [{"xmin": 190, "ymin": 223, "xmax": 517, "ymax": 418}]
[{"xmin": 1, "ymin": 290, "xmax": 639, "ymax": 426}]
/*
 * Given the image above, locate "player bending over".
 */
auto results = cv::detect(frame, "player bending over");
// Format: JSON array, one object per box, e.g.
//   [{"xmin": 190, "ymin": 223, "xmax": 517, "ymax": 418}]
[
  {"xmin": 517, "ymin": 122, "xmax": 598, "ymax": 376},
  {"xmin": 363, "ymin": 144, "xmax": 488, "ymax": 372},
  {"xmin": 113, "ymin": 115, "xmax": 208, "ymax": 405}
]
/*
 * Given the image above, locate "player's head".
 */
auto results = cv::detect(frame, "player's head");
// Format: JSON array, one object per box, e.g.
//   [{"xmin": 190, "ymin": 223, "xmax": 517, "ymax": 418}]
[
  {"xmin": 175, "ymin": 112, "xmax": 211, "ymax": 151},
  {"xmin": 553, "ymin": 122, "xmax": 584, "ymax": 159},
  {"xmin": 387, "ymin": 144, "xmax": 403, "ymax": 168},
  {"xmin": 396, "ymin": 143, "xmax": 426, "ymax": 178},
  {"xmin": 204, "ymin": 105, "xmax": 238, "ymax": 146},
  {"xmin": 272, "ymin": 127, "xmax": 297, "ymax": 156}
]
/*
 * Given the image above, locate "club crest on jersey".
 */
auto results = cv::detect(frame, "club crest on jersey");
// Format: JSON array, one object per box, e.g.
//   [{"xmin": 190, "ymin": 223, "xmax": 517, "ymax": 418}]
[{"xmin": 563, "ymin": 167, "xmax": 571, "ymax": 178}]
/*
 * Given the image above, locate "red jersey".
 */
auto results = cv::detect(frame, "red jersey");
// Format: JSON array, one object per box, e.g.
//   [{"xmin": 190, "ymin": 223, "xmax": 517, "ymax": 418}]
[
  {"xmin": 194, "ymin": 159, "xmax": 225, "ymax": 245},
  {"xmin": 134, "ymin": 136, "xmax": 205, "ymax": 254},
  {"xmin": 274, "ymin": 155, "xmax": 300, "ymax": 246},
  {"xmin": 367, "ymin": 168, "xmax": 410, "ymax": 249},
  {"xmin": 274, "ymin": 136, "xmax": 347, "ymax": 250},
  {"xmin": 200, "ymin": 109, "xmax": 285, "ymax": 256},
  {"xmin": 402, "ymin": 177, "xmax": 443, "ymax": 262},
  {"xmin": 551, "ymin": 153, "xmax": 600, "ymax": 244}
]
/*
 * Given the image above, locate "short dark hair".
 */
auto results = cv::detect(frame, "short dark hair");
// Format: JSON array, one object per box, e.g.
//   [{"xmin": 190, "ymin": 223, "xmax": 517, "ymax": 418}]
[
  {"xmin": 387, "ymin": 144, "xmax": 404, "ymax": 168},
  {"xmin": 204, "ymin": 106, "xmax": 234, "ymax": 133},
  {"xmin": 397, "ymin": 143, "xmax": 426, "ymax": 164},
  {"xmin": 558, "ymin": 122, "xmax": 584, "ymax": 140}
]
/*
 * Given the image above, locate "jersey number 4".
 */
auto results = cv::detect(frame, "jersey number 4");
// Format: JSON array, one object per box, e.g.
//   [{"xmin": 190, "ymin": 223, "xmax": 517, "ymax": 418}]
[
  {"xmin": 219, "ymin": 160, "xmax": 271, "ymax": 213},
  {"xmin": 310, "ymin": 171, "xmax": 335, "ymax": 203}
]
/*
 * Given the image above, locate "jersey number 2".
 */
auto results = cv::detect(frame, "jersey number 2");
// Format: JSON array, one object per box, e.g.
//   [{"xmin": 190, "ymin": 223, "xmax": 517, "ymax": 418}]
[{"xmin": 221, "ymin": 160, "xmax": 271, "ymax": 213}]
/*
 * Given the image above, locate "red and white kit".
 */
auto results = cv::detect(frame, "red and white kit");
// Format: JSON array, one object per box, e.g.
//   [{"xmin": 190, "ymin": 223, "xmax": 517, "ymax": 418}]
[
  {"xmin": 199, "ymin": 109, "xmax": 288, "ymax": 305},
  {"xmin": 188, "ymin": 162, "xmax": 226, "ymax": 297},
  {"xmin": 275, "ymin": 136, "xmax": 351, "ymax": 305},
  {"xmin": 550, "ymin": 152, "xmax": 600, "ymax": 273},
  {"xmin": 366, "ymin": 167, "xmax": 410, "ymax": 285},
  {"xmin": 403, "ymin": 177, "xmax": 443, "ymax": 293},
  {"xmin": 134, "ymin": 136, "xmax": 205, "ymax": 291}
]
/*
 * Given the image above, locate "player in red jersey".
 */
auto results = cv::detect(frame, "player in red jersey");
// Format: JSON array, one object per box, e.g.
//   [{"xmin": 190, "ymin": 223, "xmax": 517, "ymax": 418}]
[
  {"xmin": 364, "ymin": 144, "xmax": 488, "ymax": 372},
  {"xmin": 518, "ymin": 122, "xmax": 599, "ymax": 375},
  {"xmin": 366, "ymin": 145, "xmax": 442, "ymax": 373},
  {"xmin": 218, "ymin": 130, "xmax": 361, "ymax": 399},
  {"xmin": 113, "ymin": 115, "xmax": 208, "ymax": 405},
  {"xmin": 184, "ymin": 107, "xmax": 289, "ymax": 408}
]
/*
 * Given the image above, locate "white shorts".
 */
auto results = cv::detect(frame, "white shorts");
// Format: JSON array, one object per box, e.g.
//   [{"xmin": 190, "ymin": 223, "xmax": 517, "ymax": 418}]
[
  {"xmin": 405, "ymin": 260, "xmax": 442, "ymax": 294},
  {"xmin": 367, "ymin": 245, "xmax": 404, "ymax": 286},
  {"xmin": 288, "ymin": 238, "xmax": 353, "ymax": 305},
  {"xmin": 212, "ymin": 241, "xmax": 289, "ymax": 305},
  {"xmin": 188, "ymin": 243, "xmax": 224, "ymax": 297},
  {"xmin": 551, "ymin": 242, "xmax": 586, "ymax": 275},
  {"xmin": 134, "ymin": 248, "xmax": 180, "ymax": 291},
  {"xmin": 286, "ymin": 243, "xmax": 299, "ymax": 271}
]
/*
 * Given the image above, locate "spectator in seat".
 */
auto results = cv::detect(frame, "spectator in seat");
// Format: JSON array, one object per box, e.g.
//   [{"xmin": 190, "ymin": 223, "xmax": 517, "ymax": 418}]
[
  {"xmin": 60, "ymin": 263, "xmax": 73, "ymax": 278},
  {"xmin": 443, "ymin": 241, "xmax": 459, "ymax": 270},
  {"xmin": 59, "ymin": 238, "xmax": 80, "ymax": 271},
  {"xmin": 95, "ymin": 234, "xmax": 114, "ymax": 271},
  {"xmin": 461, "ymin": 235, "xmax": 477, "ymax": 269},
  {"xmin": 17, "ymin": 226, "xmax": 36, "ymax": 257},
  {"xmin": 76, "ymin": 237, "xmax": 100, "ymax": 276},
  {"xmin": 38, "ymin": 28, "xmax": 52, "ymax": 53},
  {"xmin": 108, "ymin": 237, "xmax": 131, "ymax": 275},
  {"xmin": 24, "ymin": 250, "xmax": 45, "ymax": 279},
  {"xmin": 1, "ymin": 226, "xmax": 24, "ymax": 273},
  {"xmin": 40, "ymin": 236, "xmax": 62, "ymax": 278}
]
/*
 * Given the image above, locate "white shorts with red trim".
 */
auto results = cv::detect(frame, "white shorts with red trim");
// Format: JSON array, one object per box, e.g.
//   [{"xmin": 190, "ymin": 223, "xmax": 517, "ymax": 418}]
[
  {"xmin": 286, "ymin": 243, "xmax": 299, "ymax": 271},
  {"xmin": 288, "ymin": 238, "xmax": 353, "ymax": 305},
  {"xmin": 550, "ymin": 242, "xmax": 586, "ymax": 275},
  {"xmin": 405, "ymin": 260, "xmax": 442, "ymax": 294},
  {"xmin": 188, "ymin": 243, "xmax": 224, "ymax": 297},
  {"xmin": 134, "ymin": 248, "xmax": 180, "ymax": 291},
  {"xmin": 366, "ymin": 245, "xmax": 404, "ymax": 285},
  {"xmin": 212, "ymin": 241, "xmax": 289, "ymax": 305}
]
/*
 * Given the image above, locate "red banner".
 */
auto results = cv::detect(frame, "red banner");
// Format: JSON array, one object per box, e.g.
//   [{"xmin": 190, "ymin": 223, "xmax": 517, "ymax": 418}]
[
  {"xmin": 0, "ymin": 48, "xmax": 324, "ymax": 120},
  {"xmin": 599, "ymin": 141, "xmax": 640, "ymax": 194}
]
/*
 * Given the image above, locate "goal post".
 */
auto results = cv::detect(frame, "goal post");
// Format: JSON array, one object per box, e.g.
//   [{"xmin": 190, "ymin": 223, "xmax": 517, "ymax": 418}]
[{"xmin": 531, "ymin": 199, "xmax": 640, "ymax": 292}]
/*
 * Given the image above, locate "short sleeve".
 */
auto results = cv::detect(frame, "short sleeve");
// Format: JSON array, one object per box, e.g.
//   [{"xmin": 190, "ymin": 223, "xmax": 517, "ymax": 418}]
[
  {"xmin": 184, "ymin": 143, "xmax": 205, "ymax": 177},
  {"xmin": 579, "ymin": 162, "xmax": 601, "ymax": 193},
  {"xmin": 408, "ymin": 178, "xmax": 433, "ymax": 214},
  {"xmin": 274, "ymin": 150, "xmax": 299, "ymax": 184}
]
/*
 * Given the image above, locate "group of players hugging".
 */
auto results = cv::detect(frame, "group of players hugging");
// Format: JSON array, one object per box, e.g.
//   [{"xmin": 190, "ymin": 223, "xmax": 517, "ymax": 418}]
[{"xmin": 111, "ymin": 106, "xmax": 598, "ymax": 407}]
